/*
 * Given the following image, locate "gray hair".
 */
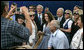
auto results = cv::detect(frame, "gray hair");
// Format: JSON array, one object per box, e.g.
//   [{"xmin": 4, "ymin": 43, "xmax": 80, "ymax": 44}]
[
  {"xmin": 2, "ymin": 1, "xmax": 9, "ymax": 6},
  {"xmin": 37, "ymin": 4, "xmax": 43, "ymax": 9},
  {"xmin": 57, "ymin": 7, "xmax": 64, "ymax": 13},
  {"xmin": 52, "ymin": 20, "xmax": 60, "ymax": 29}
]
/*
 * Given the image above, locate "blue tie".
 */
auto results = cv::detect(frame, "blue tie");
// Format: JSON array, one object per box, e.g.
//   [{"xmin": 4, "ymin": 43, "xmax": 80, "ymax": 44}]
[{"xmin": 38, "ymin": 14, "xmax": 41, "ymax": 24}]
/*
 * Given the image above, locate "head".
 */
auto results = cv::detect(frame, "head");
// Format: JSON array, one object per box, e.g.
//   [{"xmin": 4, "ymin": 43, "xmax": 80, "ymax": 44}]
[
  {"xmin": 57, "ymin": 8, "xmax": 64, "ymax": 17},
  {"xmin": 29, "ymin": 12, "xmax": 35, "ymax": 21},
  {"xmin": 43, "ymin": 12, "xmax": 54, "ymax": 24},
  {"xmin": 73, "ymin": 9, "xmax": 83, "ymax": 22},
  {"xmin": 49, "ymin": 20, "xmax": 60, "ymax": 33},
  {"xmin": 1, "ymin": 1, "xmax": 9, "ymax": 15},
  {"xmin": 77, "ymin": 14, "xmax": 83, "ymax": 28},
  {"xmin": 29, "ymin": 5, "xmax": 34, "ymax": 12},
  {"xmin": 17, "ymin": 14, "xmax": 25, "ymax": 24},
  {"xmin": 45, "ymin": 7, "xmax": 49, "ymax": 13},
  {"xmin": 11, "ymin": 2, "xmax": 17, "ymax": 13},
  {"xmin": 65, "ymin": 10, "xmax": 72, "ymax": 19},
  {"xmin": 37, "ymin": 4, "xmax": 43, "ymax": 14},
  {"xmin": 74, "ymin": 5, "xmax": 80, "ymax": 11}
]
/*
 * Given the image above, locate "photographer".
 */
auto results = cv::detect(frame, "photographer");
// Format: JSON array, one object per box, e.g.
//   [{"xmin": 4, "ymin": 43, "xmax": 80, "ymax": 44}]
[{"xmin": 1, "ymin": 1, "xmax": 32, "ymax": 49}]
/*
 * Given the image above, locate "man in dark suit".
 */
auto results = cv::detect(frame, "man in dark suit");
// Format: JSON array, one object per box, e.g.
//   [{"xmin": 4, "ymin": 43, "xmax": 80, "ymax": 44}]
[
  {"xmin": 34, "ymin": 4, "xmax": 44, "ymax": 31},
  {"xmin": 55, "ymin": 8, "xmax": 65, "ymax": 28}
]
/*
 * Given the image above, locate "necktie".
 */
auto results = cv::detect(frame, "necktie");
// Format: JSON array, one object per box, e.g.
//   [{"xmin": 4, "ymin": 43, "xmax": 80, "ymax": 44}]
[
  {"xmin": 59, "ymin": 18, "xmax": 60, "ymax": 22},
  {"xmin": 38, "ymin": 14, "xmax": 41, "ymax": 24}
]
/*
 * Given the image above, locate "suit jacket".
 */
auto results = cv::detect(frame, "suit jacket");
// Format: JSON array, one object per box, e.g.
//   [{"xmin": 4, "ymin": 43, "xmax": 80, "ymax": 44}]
[
  {"xmin": 55, "ymin": 16, "xmax": 65, "ymax": 28},
  {"xmin": 34, "ymin": 13, "xmax": 44, "ymax": 31}
]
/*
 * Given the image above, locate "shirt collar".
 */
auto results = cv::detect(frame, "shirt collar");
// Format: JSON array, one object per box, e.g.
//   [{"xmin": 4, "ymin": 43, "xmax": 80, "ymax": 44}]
[
  {"xmin": 38, "ymin": 13, "xmax": 42, "ymax": 15},
  {"xmin": 65, "ymin": 18, "xmax": 70, "ymax": 22},
  {"xmin": 58, "ymin": 16, "xmax": 63, "ymax": 18},
  {"xmin": 58, "ymin": 16, "xmax": 63, "ymax": 21},
  {"xmin": 52, "ymin": 29, "xmax": 59, "ymax": 37}
]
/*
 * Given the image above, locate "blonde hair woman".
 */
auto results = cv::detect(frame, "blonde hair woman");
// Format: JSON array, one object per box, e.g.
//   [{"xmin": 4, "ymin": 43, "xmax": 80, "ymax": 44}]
[{"xmin": 60, "ymin": 9, "xmax": 73, "ymax": 45}]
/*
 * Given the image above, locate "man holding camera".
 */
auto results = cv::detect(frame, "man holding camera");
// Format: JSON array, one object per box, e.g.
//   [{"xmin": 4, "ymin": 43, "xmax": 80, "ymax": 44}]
[{"xmin": 1, "ymin": 1, "xmax": 32, "ymax": 49}]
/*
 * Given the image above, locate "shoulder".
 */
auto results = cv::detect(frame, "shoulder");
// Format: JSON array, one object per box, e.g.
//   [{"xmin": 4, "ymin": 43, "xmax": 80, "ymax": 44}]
[
  {"xmin": 43, "ymin": 24, "xmax": 46, "ymax": 27},
  {"xmin": 80, "ymin": 28, "xmax": 83, "ymax": 33},
  {"xmin": 57, "ymin": 29, "xmax": 66, "ymax": 39},
  {"xmin": 1, "ymin": 17, "xmax": 16, "ymax": 25},
  {"xmin": 69, "ymin": 19, "xmax": 73, "ymax": 22},
  {"xmin": 1, "ymin": 17, "xmax": 9, "ymax": 22},
  {"xmin": 68, "ymin": 19, "xmax": 73, "ymax": 24}
]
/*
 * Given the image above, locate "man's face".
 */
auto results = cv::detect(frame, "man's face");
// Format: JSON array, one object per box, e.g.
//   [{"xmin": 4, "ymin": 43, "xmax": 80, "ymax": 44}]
[
  {"xmin": 57, "ymin": 9, "xmax": 63, "ymax": 17},
  {"xmin": 37, "ymin": 6, "xmax": 43, "ymax": 14},
  {"xmin": 11, "ymin": 5, "xmax": 17, "ymax": 12},
  {"xmin": 29, "ymin": 6, "xmax": 34, "ymax": 12},
  {"xmin": 49, "ymin": 21, "xmax": 55, "ymax": 33}
]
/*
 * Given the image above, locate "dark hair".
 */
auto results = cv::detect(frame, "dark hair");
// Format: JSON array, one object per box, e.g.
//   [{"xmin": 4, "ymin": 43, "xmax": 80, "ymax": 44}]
[
  {"xmin": 16, "ymin": 14, "xmax": 25, "ymax": 20},
  {"xmin": 11, "ymin": 2, "xmax": 17, "ymax": 6},
  {"xmin": 43, "ymin": 12, "xmax": 54, "ymax": 25}
]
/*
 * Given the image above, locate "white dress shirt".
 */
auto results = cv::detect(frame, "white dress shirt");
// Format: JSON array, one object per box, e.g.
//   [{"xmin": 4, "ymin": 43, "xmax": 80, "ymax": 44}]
[
  {"xmin": 70, "ymin": 28, "xmax": 83, "ymax": 49},
  {"xmin": 48, "ymin": 29, "xmax": 69, "ymax": 49},
  {"xmin": 57, "ymin": 16, "xmax": 63, "ymax": 22}
]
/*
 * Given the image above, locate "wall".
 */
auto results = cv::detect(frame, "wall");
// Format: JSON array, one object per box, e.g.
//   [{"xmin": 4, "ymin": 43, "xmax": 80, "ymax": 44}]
[{"xmin": 9, "ymin": 1, "xmax": 83, "ymax": 15}]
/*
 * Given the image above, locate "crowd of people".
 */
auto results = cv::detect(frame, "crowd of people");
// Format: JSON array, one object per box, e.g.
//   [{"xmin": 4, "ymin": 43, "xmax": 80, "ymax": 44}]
[{"xmin": 1, "ymin": 1, "xmax": 83, "ymax": 49}]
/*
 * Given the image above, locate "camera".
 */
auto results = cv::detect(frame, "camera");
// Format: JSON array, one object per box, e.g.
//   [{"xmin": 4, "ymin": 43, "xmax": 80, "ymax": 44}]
[{"xmin": 17, "ymin": 7, "xmax": 22, "ymax": 13}]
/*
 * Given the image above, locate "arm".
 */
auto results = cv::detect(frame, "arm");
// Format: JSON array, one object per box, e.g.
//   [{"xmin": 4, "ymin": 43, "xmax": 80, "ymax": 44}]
[
  {"xmin": 48, "ymin": 35, "xmax": 52, "ymax": 49},
  {"xmin": 60, "ymin": 28, "xmax": 71, "ymax": 33},
  {"xmin": 60, "ymin": 20, "xmax": 73, "ymax": 33},
  {"xmin": 20, "ymin": 6, "xmax": 32, "ymax": 35},
  {"xmin": 10, "ymin": 20, "xmax": 30, "ymax": 43}
]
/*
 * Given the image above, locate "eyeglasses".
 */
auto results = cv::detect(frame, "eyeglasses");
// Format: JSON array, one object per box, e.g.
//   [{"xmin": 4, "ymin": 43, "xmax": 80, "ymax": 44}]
[
  {"xmin": 30, "ymin": 15, "xmax": 35, "ymax": 17},
  {"xmin": 73, "ymin": 13, "xmax": 79, "ymax": 15},
  {"xmin": 65, "ymin": 13, "xmax": 70, "ymax": 14}
]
